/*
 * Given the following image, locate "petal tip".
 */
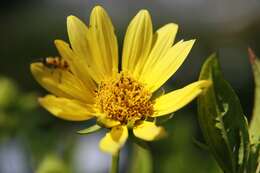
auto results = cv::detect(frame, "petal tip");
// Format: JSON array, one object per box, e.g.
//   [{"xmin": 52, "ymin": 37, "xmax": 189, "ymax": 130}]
[
  {"xmin": 92, "ymin": 5, "xmax": 105, "ymax": 12},
  {"xmin": 139, "ymin": 9, "xmax": 149, "ymax": 14},
  {"xmin": 168, "ymin": 23, "xmax": 179, "ymax": 29},
  {"xmin": 38, "ymin": 97, "xmax": 44, "ymax": 104},
  {"xmin": 67, "ymin": 15, "xmax": 76, "ymax": 19},
  {"xmin": 67, "ymin": 15, "xmax": 80, "ymax": 26},
  {"xmin": 138, "ymin": 9, "xmax": 150, "ymax": 18},
  {"xmin": 54, "ymin": 39, "xmax": 62, "ymax": 45},
  {"xmin": 30, "ymin": 62, "xmax": 41, "ymax": 73},
  {"xmin": 54, "ymin": 39, "xmax": 69, "ymax": 48},
  {"xmin": 189, "ymin": 39, "xmax": 196, "ymax": 45},
  {"xmin": 38, "ymin": 95, "xmax": 52, "ymax": 104},
  {"xmin": 67, "ymin": 15, "xmax": 75, "ymax": 22},
  {"xmin": 30, "ymin": 63, "xmax": 35, "ymax": 70},
  {"xmin": 201, "ymin": 80, "xmax": 212, "ymax": 88}
]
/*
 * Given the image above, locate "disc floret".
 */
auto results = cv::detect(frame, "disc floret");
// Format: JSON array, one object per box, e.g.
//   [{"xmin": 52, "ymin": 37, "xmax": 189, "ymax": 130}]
[{"xmin": 96, "ymin": 73, "xmax": 154, "ymax": 125}]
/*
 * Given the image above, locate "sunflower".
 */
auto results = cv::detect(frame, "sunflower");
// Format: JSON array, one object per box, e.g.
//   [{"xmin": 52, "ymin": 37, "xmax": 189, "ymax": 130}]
[{"xmin": 31, "ymin": 6, "xmax": 210, "ymax": 155}]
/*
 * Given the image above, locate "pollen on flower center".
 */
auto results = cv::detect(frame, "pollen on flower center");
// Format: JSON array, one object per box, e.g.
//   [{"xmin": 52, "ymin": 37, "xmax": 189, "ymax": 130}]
[{"xmin": 96, "ymin": 73, "xmax": 154, "ymax": 125}]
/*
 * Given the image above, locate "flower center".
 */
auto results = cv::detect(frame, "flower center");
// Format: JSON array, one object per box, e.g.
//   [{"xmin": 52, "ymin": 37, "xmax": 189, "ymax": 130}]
[{"xmin": 96, "ymin": 73, "xmax": 154, "ymax": 125}]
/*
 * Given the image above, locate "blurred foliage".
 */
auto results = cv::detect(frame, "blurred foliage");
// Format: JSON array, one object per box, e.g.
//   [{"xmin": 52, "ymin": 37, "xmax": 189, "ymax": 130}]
[
  {"xmin": 36, "ymin": 154, "xmax": 70, "ymax": 173},
  {"xmin": 197, "ymin": 54, "xmax": 260, "ymax": 173},
  {"xmin": 0, "ymin": 76, "xmax": 74, "ymax": 172},
  {"xmin": 151, "ymin": 114, "xmax": 222, "ymax": 173},
  {"xmin": 0, "ymin": 76, "xmax": 37, "ymax": 140},
  {"xmin": 129, "ymin": 144, "xmax": 152, "ymax": 173}
]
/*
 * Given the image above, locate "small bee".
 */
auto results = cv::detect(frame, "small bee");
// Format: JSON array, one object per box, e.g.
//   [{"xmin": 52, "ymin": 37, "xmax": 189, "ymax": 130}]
[
  {"xmin": 39, "ymin": 57, "xmax": 70, "ymax": 82},
  {"xmin": 42, "ymin": 57, "xmax": 69, "ymax": 70}
]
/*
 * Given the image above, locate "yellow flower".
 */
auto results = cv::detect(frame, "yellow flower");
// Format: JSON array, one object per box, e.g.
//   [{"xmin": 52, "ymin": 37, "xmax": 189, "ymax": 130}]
[{"xmin": 31, "ymin": 6, "xmax": 210, "ymax": 155}]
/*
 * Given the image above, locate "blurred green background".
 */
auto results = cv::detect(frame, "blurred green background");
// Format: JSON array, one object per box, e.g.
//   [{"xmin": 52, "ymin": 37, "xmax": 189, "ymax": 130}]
[{"xmin": 1, "ymin": 0, "xmax": 260, "ymax": 172}]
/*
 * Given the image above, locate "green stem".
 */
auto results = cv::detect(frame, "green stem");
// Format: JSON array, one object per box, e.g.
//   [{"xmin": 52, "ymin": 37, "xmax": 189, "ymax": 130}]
[{"xmin": 110, "ymin": 152, "xmax": 120, "ymax": 173}]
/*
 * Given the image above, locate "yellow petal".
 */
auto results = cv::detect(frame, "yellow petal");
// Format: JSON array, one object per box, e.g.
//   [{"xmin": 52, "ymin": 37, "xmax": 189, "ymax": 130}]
[
  {"xmin": 122, "ymin": 10, "xmax": 153, "ymax": 78},
  {"xmin": 153, "ymin": 80, "xmax": 211, "ymax": 117},
  {"xmin": 139, "ymin": 23, "xmax": 178, "ymax": 81},
  {"xmin": 54, "ymin": 40, "xmax": 96, "ymax": 91},
  {"xmin": 99, "ymin": 126, "xmax": 128, "ymax": 155},
  {"xmin": 67, "ymin": 15, "xmax": 104, "ymax": 83},
  {"xmin": 145, "ymin": 39, "xmax": 196, "ymax": 92},
  {"xmin": 31, "ymin": 62, "xmax": 94, "ymax": 103},
  {"xmin": 39, "ymin": 95, "xmax": 95, "ymax": 121},
  {"xmin": 133, "ymin": 121, "xmax": 166, "ymax": 141},
  {"xmin": 97, "ymin": 116, "xmax": 121, "ymax": 128},
  {"xmin": 90, "ymin": 6, "xmax": 119, "ymax": 77}
]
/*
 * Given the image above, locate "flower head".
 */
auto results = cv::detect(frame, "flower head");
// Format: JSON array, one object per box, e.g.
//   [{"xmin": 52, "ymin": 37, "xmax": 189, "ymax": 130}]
[{"xmin": 31, "ymin": 6, "xmax": 210, "ymax": 155}]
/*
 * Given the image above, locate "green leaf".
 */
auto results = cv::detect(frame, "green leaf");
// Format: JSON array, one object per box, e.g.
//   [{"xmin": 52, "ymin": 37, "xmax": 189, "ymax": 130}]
[
  {"xmin": 246, "ymin": 143, "xmax": 260, "ymax": 173},
  {"xmin": 129, "ymin": 144, "xmax": 153, "ymax": 173},
  {"xmin": 197, "ymin": 54, "xmax": 250, "ymax": 173},
  {"xmin": 192, "ymin": 138, "xmax": 210, "ymax": 151},
  {"xmin": 248, "ymin": 48, "xmax": 260, "ymax": 144},
  {"xmin": 77, "ymin": 124, "xmax": 102, "ymax": 135}
]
